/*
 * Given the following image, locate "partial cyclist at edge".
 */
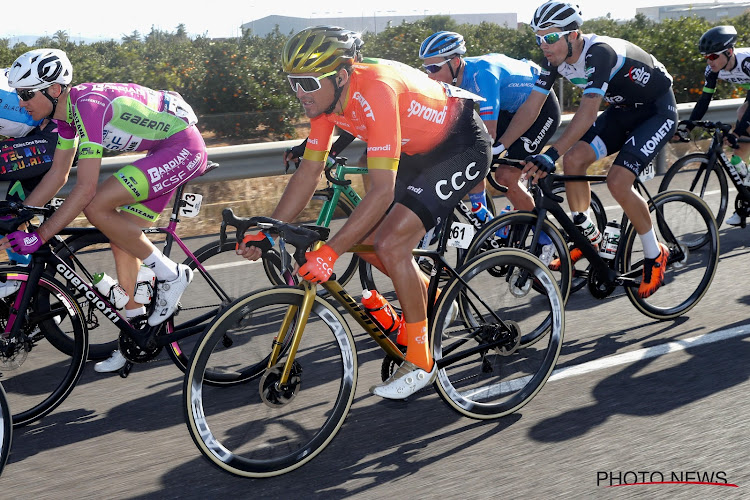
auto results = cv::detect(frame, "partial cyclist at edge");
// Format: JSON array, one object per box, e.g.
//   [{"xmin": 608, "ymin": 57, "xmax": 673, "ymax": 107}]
[
  {"xmin": 418, "ymin": 30, "xmax": 561, "ymax": 262},
  {"xmin": 0, "ymin": 48, "xmax": 208, "ymax": 372},
  {"xmin": 521, "ymin": 1, "xmax": 678, "ymax": 298},
  {"xmin": 237, "ymin": 25, "xmax": 491, "ymax": 399},
  {"xmin": 677, "ymin": 25, "xmax": 750, "ymax": 227},
  {"xmin": 0, "ymin": 64, "xmax": 61, "ymax": 268}
]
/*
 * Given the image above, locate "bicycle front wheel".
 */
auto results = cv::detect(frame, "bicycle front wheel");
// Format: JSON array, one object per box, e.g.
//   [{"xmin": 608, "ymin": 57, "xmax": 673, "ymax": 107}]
[
  {"xmin": 622, "ymin": 190, "xmax": 720, "ymax": 319},
  {"xmin": 0, "ymin": 270, "xmax": 88, "ymax": 427},
  {"xmin": 659, "ymin": 153, "xmax": 728, "ymax": 228},
  {"xmin": 434, "ymin": 248, "xmax": 564, "ymax": 419},
  {"xmin": 184, "ymin": 287, "xmax": 357, "ymax": 478}
]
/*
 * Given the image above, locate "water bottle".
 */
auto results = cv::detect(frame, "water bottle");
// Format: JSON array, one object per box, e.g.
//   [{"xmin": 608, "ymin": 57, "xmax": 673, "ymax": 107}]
[
  {"xmin": 92, "ymin": 272, "xmax": 129, "ymax": 309},
  {"xmin": 496, "ymin": 205, "xmax": 513, "ymax": 239},
  {"xmin": 361, "ymin": 289, "xmax": 402, "ymax": 334},
  {"xmin": 133, "ymin": 265, "xmax": 156, "ymax": 304},
  {"xmin": 598, "ymin": 220, "xmax": 621, "ymax": 260},
  {"xmin": 5, "ymin": 249, "xmax": 31, "ymax": 266},
  {"xmin": 470, "ymin": 202, "xmax": 493, "ymax": 224},
  {"xmin": 731, "ymin": 155, "xmax": 750, "ymax": 185},
  {"xmin": 573, "ymin": 212, "xmax": 603, "ymax": 246}
]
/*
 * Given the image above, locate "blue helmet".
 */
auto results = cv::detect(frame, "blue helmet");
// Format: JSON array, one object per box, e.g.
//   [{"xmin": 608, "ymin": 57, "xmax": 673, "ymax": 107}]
[{"xmin": 419, "ymin": 31, "xmax": 466, "ymax": 59}]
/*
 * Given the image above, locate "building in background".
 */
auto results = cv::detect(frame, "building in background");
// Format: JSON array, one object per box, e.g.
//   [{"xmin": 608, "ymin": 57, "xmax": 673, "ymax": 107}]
[
  {"xmin": 242, "ymin": 13, "xmax": 517, "ymax": 37},
  {"xmin": 638, "ymin": 2, "xmax": 750, "ymax": 22}
]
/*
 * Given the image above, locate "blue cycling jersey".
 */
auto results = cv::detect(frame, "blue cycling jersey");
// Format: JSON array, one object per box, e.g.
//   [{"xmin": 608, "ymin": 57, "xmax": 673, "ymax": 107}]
[
  {"xmin": 460, "ymin": 54, "xmax": 540, "ymax": 119},
  {"xmin": 0, "ymin": 68, "xmax": 42, "ymax": 138}
]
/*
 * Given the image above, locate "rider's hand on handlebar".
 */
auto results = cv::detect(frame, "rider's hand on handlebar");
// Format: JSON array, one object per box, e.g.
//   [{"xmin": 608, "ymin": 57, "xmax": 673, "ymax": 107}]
[
  {"xmin": 298, "ymin": 244, "xmax": 338, "ymax": 284},
  {"xmin": 521, "ymin": 148, "xmax": 559, "ymax": 183},
  {"xmin": 726, "ymin": 132, "xmax": 740, "ymax": 149},
  {"xmin": 4, "ymin": 230, "xmax": 43, "ymax": 255},
  {"xmin": 236, "ymin": 231, "xmax": 274, "ymax": 261},
  {"xmin": 675, "ymin": 120, "xmax": 694, "ymax": 142}
]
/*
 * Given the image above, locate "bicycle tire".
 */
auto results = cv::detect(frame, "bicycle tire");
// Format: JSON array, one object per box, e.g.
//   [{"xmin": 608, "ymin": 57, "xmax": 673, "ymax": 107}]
[
  {"xmin": 0, "ymin": 270, "xmax": 88, "ymax": 427},
  {"xmin": 621, "ymin": 190, "xmax": 719, "ymax": 319},
  {"xmin": 262, "ymin": 191, "xmax": 362, "ymax": 290},
  {"xmin": 464, "ymin": 211, "xmax": 573, "ymax": 307},
  {"xmin": 184, "ymin": 286, "xmax": 357, "ymax": 478},
  {"xmin": 0, "ymin": 383, "xmax": 11, "ymax": 477},
  {"xmin": 433, "ymin": 248, "xmax": 564, "ymax": 419},
  {"xmin": 166, "ymin": 240, "xmax": 289, "ymax": 385},
  {"xmin": 658, "ymin": 152, "xmax": 728, "ymax": 228}
]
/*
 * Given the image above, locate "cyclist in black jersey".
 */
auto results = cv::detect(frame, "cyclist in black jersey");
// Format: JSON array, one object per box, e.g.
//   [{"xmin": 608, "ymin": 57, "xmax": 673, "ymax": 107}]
[
  {"xmin": 678, "ymin": 25, "xmax": 750, "ymax": 226},
  {"xmin": 520, "ymin": 1, "xmax": 677, "ymax": 298}
]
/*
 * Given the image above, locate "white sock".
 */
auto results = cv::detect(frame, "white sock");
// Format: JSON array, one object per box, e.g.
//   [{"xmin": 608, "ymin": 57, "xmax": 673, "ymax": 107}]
[
  {"xmin": 143, "ymin": 249, "xmax": 179, "ymax": 281},
  {"xmin": 125, "ymin": 306, "xmax": 146, "ymax": 318},
  {"xmin": 640, "ymin": 229, "xmax": 661, "ymax": 259}
]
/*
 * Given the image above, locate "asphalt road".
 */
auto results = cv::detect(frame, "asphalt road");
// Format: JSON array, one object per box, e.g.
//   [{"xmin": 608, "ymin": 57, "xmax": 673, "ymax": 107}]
[{"xmin": 1, "ymin": 175, "xmax": 749, "ymax": 499}]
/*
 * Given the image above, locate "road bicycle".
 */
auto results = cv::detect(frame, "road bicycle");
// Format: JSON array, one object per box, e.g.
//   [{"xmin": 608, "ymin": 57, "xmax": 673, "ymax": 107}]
[
  {"xmin": 0, "ymin": 168, "xmax": 273, "ymax": 426},
  {"xmin": 660, "ymin": 120, "xmax": 750, "ymax": 228},
  {"xmin": 182, "ymin": 209, "xmax": 565, "ymax": 477},
  {"xmin": 43, "ymin": 162, "xmax": 262, "ymax": 366},
  {"xmin": 465, "ymin": 161, "xmax": 720, "ymax": 321}
]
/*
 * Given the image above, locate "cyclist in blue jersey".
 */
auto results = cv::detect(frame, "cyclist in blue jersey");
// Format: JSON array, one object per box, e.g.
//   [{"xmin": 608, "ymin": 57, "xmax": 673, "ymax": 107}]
[
  {"xmin": 419, "ymin": 31, "xmax": 561, "ymax": 223},
  {"xmin": 0, "ymin": 67, "xmax": 59, "ymax": 268},
  {"xmin": 520, "ymin": 1, "xmax": 677, "ymax": 298}
]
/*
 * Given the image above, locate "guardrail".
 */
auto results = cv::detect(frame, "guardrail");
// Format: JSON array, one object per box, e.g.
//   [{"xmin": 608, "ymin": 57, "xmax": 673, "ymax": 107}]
[{"xmin": 57, "ymin": 97, "xmax": 743, "ymax": 194}]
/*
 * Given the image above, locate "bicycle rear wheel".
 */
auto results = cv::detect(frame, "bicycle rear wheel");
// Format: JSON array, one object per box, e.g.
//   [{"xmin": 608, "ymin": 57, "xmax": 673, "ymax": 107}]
[
  {"xmin": 622, "ymin": 190, "xmax": 719, "ymax": 319},
  {"xmin": 0, "ymin": 383, "xmax": 11, "ymax": 477},
  {"xmin": 464, "ymin": 212, "xmax": 572, "ymax": 306},
  {"xmin": 184, "ymin": 287, "xmax": 357, "ymax": 478},
  {"xmin": 0, "ymin": 271, "xmax": 88, "ymax": 427},
  {"xmin": 658, "ymin": 153, "xmax": 728, "ymax": 228},
  {"xmin": 433, "ymin": 248, "xmax": 564, "ymax": 419}
]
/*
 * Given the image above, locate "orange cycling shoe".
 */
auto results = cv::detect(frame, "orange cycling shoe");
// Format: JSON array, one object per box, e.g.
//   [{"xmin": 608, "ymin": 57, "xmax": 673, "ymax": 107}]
[
  {"xmin": 548, "ymin": 247, "xmax": 584, "ymax": 271},
  {"xmin": 638, "ymin": 242, "xmax": 670, "ymax": 298}
]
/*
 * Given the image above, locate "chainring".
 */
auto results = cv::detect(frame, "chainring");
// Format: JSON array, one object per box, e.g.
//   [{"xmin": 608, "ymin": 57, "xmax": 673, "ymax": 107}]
[
  {"xmin": 587, "ymin": 265, "xmax": 616, "ymax": 299},
  {"xmin": 119, "ymin": 331, "xmax": 162, "ymax": 363}
]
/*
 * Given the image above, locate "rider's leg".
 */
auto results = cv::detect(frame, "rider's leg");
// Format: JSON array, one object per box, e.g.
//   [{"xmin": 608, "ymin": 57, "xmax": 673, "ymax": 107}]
[
  {"xmin": 606, "ymin": 166, "xmax": 659, "ymax": 256},
  {"xmin": 494, "ymin": 165, "xmax": 534, "ymax": 211},
  {"xmin": 561, "ymin": 141, "xmax": 596, "ymax": 214},
  {"xmin": 371, "ymin": 204, "xmax": 431, "ymax": 370}
]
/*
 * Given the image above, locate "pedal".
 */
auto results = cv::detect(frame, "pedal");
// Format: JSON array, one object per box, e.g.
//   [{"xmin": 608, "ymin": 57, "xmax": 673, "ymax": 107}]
[{"xmin": 118, "ymin": 361, "xmax": 133, "ymax": 378}]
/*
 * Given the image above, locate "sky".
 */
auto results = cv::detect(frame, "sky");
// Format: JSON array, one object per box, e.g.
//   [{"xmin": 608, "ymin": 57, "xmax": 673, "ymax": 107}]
[{"xmin": 3, "ymin": 1, "xmax": 719, "ymax": 42}]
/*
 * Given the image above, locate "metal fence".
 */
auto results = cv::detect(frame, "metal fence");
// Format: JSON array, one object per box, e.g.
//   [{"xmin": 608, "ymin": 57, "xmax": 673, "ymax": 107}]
[{"xmin": 64, "ymin": 97, "xmax": 743, "ymax": 193}]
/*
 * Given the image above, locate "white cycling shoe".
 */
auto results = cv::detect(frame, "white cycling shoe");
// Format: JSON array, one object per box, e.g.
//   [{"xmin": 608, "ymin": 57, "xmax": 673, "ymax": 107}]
[
  {"xmin": 370, "ymin": 360, "xmax": 437, "ymax": 400},
  {"xmin": 725, "ymin": 212, "xmax": 743, "ymax": 227},
  {"xmin": 148, "ymin": 264, "xmax": 194, "ymax": 326},
  {"xmin": 95, "ymin": 350, "xmax": 128, "ymax": 373}
]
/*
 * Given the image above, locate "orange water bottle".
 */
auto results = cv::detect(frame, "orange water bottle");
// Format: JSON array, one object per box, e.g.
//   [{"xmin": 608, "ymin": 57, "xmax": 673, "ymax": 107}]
[{"xmin": 361, "ymin": 290, "xmax": 402, "ymax": 335}]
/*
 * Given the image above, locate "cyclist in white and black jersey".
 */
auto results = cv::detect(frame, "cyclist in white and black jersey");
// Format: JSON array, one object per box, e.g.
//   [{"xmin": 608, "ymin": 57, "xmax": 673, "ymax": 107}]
[
  {"xmin": 678, "ymin": 25, "xmax": 750, "ymax": 226},
  {"xmin": 519, "ymin": 1, "xmax": 677, "ymax": 298}
]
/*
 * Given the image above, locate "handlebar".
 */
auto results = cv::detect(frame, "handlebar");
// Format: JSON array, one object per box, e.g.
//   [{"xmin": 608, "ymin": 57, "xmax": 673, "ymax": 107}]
[
  {"xmin": 324, "ymin": 156, "xmax": 352, "ymax": 186},
  {"xmin": 0, "ymin": 201, "xmax": 53, "ymax": 236},
  {"xmin": 220, "ymin": 208, "xmax": 331, "ymax": 271}
]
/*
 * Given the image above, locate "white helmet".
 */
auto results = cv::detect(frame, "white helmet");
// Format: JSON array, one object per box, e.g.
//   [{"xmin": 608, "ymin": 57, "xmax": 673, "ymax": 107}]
[
  {"xmin": 7, "ymin": 49, "xmax": 72, "ymax": 90},
  {"xmin": 530, "ymin": 2, "xmax": 583, "ymax": 32}
]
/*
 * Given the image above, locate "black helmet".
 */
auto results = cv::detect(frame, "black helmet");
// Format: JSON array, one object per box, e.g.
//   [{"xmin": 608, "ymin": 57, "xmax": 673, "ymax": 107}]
[{"xmin": 699, "ymin": 25, "xmax": 737, "ymax": 55}]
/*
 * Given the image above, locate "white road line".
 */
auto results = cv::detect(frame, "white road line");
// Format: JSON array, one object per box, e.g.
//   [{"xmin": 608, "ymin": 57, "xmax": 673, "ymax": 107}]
[{"xmin": 549, "ymin": 324, "xmax": 750, "ymax": 382}]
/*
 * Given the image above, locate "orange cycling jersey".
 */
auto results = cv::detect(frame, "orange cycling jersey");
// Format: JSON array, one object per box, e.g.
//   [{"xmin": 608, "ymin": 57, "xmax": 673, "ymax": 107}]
[{"xmin": 303, "ymin": 60, "xmax": 465, "ymax": 171}]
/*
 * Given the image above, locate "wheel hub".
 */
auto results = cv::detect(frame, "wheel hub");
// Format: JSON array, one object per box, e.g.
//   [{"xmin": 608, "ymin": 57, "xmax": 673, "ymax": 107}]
[{"xmin": 260, "ymin": 361, "xmax": 302, "ymax": 408}]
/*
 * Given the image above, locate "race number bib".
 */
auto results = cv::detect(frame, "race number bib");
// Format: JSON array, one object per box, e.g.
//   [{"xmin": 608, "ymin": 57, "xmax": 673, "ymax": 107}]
[
  {"xmin": 179, "ymin": 193, "xmax": 203, "ymax": 218},
  {"xmin": 446, "ymin": 222, "xmax": 475, "ymax": 249},
  {"xmin": 639, "ymin": 161, "xmax": 655, "ymax": 182}
]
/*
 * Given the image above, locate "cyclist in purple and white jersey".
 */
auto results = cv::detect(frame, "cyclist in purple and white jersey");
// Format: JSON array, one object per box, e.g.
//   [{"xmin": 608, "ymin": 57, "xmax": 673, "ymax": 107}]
[
  {"xmin": 420, "ymin": 31, "xmax": 561, "ymax": 217},
  {"xmin": 520, "ymin": 1, "xmax": 677, "ymax": 299},
  {"xmin": 679, "ymin": 25, "xmax": 750, "ymax": 226},
  {"xmin": 0, "ymin": 49, "xmax": 207, "ymax": 371}
]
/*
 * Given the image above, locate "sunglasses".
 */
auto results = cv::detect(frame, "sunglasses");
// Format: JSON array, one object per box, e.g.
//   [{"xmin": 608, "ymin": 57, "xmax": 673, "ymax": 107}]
[
  {"xmin": 704, "ymin": 51, "xmax": 727, "ymax": 61},
  {"xmin": 16, "ymin": 88, "xmax": 39, "ymax": 101},
  {"xmin": 422, "ymin": 58, "xmax": 453, "ymax": 74},
  {"xmin": 535, "ymin": 30, "xmax": 575, "ymax": 46},
  {"xmin": 287, "ymin": 70, "xmax": 337, "ymax": 93}
]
